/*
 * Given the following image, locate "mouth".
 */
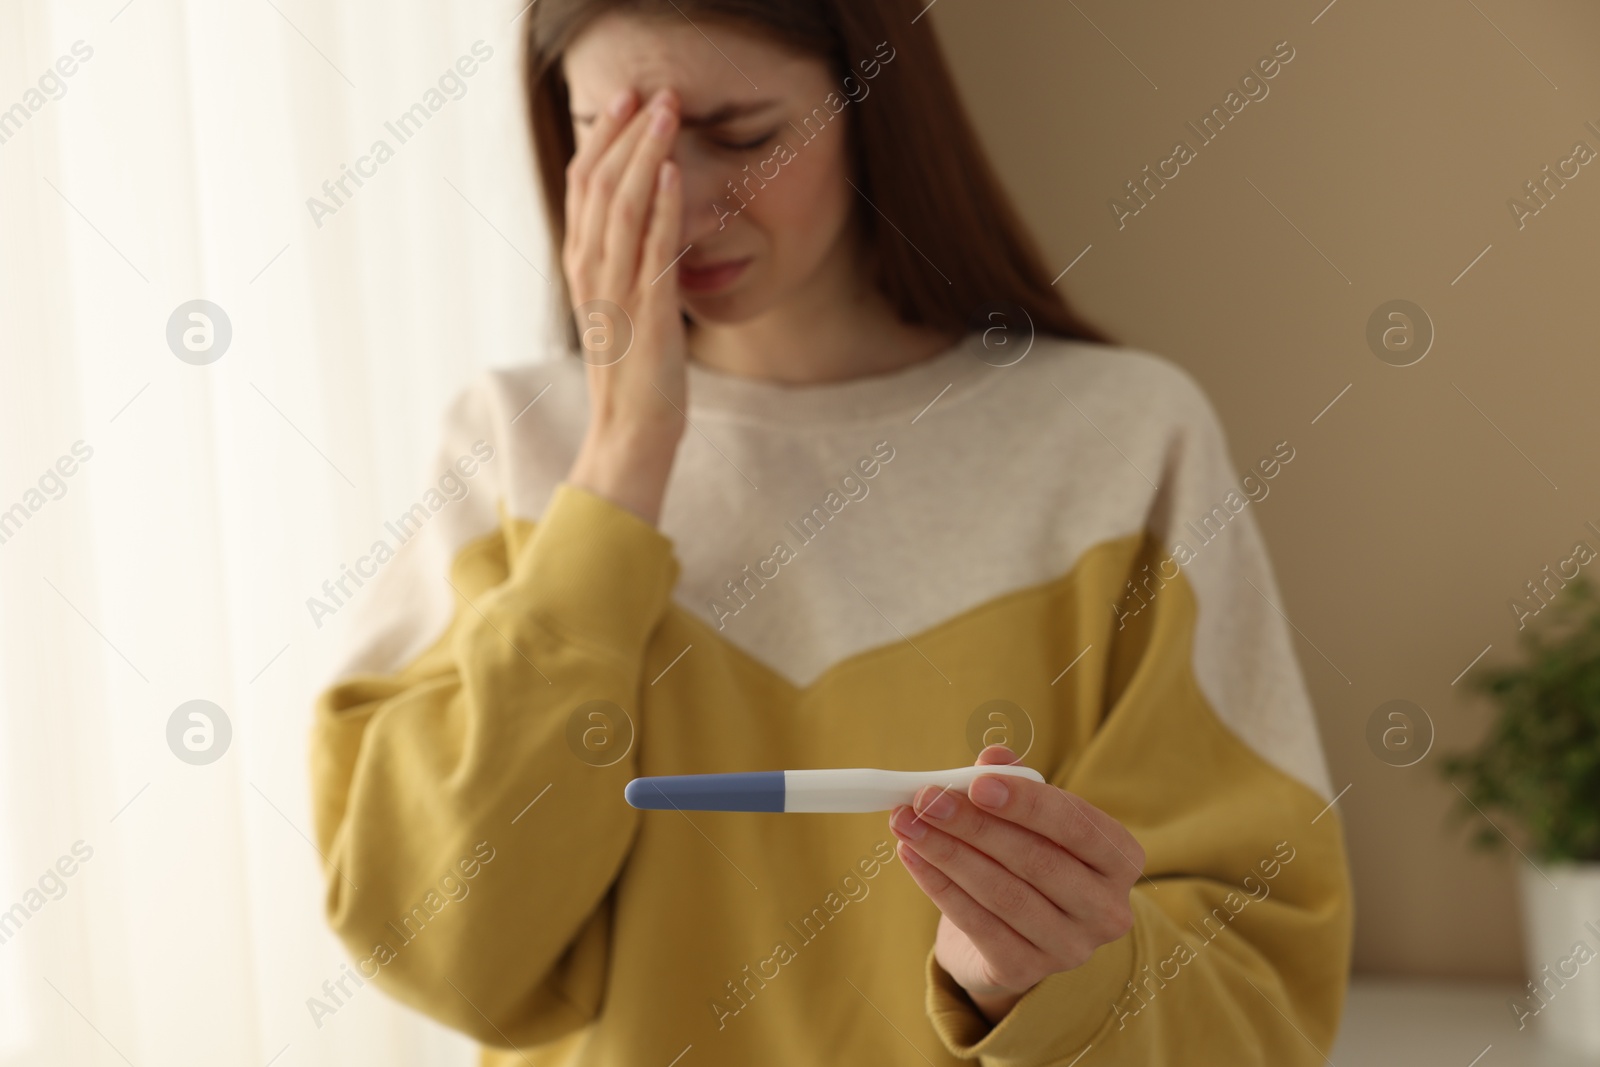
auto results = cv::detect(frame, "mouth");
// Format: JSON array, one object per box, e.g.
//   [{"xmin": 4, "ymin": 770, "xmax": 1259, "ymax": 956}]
[{"xmin": 678, "ymin": 256, "xmax": 752, "ymax": 294}]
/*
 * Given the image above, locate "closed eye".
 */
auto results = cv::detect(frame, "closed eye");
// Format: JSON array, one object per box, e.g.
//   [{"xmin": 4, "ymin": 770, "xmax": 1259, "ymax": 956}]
[{"xmin": 713, "ymin": 129, "xmax": 777, "ymax": 152}]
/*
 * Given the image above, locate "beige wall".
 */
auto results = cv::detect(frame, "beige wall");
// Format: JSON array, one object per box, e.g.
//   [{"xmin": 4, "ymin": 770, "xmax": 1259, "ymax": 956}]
[{"xmin": 932, "ymin": 0, "xmax": 1600, "ymax": 978}]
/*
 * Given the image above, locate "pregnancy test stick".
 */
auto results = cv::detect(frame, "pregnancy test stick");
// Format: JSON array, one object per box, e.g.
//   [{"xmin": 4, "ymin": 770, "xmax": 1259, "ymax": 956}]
[{"xmin": 623, "ymin": 764, "xmax": 1045, "ymax": 813}]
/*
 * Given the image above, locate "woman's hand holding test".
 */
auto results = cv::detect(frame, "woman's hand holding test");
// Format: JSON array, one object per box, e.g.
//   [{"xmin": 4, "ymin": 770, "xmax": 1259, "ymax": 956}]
[{"xmin": 889, "ymin": 744, "xmax": 1147, "ymax": 1026}]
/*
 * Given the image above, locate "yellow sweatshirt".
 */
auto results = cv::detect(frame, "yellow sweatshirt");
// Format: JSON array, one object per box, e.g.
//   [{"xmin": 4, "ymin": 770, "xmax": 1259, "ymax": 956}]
[{"xmin": 309, "ymin": 332, "xmax": 1352, "ymax": 1066}]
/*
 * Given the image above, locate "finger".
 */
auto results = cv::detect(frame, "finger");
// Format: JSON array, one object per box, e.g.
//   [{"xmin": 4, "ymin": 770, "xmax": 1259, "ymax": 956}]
[
  {"xmin": 909, "ymin": 783, "xmax": 1102, "ymax": 919},
  {"xmin": 574, "ymin": 93, "xmax": 669, "ymax": 288},
  {"xmin": 892, "ymin": 803, "xmax": 1083, "ymax": 962},
  {"xmin": 638, "ymin": 159, "xmax": 683, "ymax": 299},
  {"xmin": 565, "ymin": 88, "xmax": 637, "ymax": 263},
  {"xmin": 571, "ymin": 101, "xmax": 655, "ymax": 288},
  {"xmin": 894, "ymin": 838, "xmax": 1049, "ymax": 990},
  {"xmin": 603, "ymin": 99, "xmax": 679, "ymax": 279},
  {"xmin": 970, "ymin": 775, "xmax": 1145, "ymax": 882},
  {"xmin": 969, "ymin": 746, "xmax": 1139, "ymax": 878},
  {"xmin": 568, "ymin": 88, "xmax": 637, "ymax": 191}
]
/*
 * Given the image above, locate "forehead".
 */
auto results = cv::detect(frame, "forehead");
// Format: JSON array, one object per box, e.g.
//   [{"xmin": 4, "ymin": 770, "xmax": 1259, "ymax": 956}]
[{"xmin": 562, "ymin": 12, "xmax": 827, "ymax": 114}]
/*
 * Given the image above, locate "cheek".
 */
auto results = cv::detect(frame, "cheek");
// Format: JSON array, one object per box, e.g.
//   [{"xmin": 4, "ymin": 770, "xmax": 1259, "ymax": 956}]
[{"xmin": 745, "ymin": 140, "xmax": 851, "ymax": 271}]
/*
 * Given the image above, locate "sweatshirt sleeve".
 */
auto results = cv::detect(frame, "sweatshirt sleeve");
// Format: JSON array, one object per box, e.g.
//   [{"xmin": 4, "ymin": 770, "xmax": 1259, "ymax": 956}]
[
  {"xmin": 307, "ymin": 375, "xmax": 680, "ymax": 1048},
  {"xmin": 922, "ymin": 361, "xmax": 1353, "ymax": 1066}
]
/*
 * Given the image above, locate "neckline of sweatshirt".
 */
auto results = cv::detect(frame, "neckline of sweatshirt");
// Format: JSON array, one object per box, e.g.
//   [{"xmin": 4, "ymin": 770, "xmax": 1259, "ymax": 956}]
[{"xmin": 682, "ymin": 329, "xmax": 997, "ymax": 426}]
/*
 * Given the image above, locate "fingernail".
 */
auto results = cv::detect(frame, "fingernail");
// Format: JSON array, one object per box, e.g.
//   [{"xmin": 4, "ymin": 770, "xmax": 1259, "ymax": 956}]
[
  {"xmin": 970, "ymin": 776, "xmax": 1009, "ymax": 809},
  {"xmin": 649, "ymin": 105, "xmax": 674, "ymax": 137},
  {"xmin": 606, "ymin": 89, "xmax": 632, "ymax": 117},
  {"xmin": 915, "ymin": 786, "xmax": 956, "ymax": 821},
  {"xmin": 891, "ymin": 805, "xmax": 927, "ymax": 841}
]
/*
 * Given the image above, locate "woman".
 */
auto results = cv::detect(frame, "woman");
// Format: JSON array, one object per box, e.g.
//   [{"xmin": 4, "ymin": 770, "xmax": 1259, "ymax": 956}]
[{"xmin": 309, "ymin": 1, "xmax": 1353, "ymax": 1063}]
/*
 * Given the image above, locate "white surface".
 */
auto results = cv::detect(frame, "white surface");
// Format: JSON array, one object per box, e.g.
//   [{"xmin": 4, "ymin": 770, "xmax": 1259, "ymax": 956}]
[{"xmin": 1334, "ymin": 977, "xmax": 1592, "ymax": 1067}]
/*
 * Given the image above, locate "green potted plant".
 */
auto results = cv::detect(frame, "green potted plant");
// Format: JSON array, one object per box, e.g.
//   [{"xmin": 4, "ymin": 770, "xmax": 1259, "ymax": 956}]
[{"xmin": 1442, "ymin": 571, "xmax": 1600, "ymax": 1054}]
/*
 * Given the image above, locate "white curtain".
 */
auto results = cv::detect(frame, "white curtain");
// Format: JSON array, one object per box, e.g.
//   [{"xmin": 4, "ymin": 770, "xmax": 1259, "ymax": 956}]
[{"xmin": 0, "ymin": 2, "xmax": 561, "ymax": 1063}]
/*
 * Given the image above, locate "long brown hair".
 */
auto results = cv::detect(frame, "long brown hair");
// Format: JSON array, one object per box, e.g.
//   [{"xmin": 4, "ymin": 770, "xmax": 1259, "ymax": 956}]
[{"xmin": 521, "ymin": 0, "xmax": 1113, "ymax": 351}]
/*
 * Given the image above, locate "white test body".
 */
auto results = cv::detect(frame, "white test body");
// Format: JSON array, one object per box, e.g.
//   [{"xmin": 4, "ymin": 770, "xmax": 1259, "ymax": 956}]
[{"xmin": 782, "ymin": 764, "xmax": 1045, "ymax": 813}]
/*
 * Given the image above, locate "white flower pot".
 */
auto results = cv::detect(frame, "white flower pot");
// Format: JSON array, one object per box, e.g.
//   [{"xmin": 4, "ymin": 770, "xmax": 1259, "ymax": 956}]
[{"xmin": 1515, "ymin": 861, "xmax": 1600, "ymax": 1055}]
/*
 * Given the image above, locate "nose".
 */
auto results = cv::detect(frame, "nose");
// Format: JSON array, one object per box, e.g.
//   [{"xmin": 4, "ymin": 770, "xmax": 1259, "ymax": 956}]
[{"xmin": 671, "ymin": 150, "xmax": 743, "ymax": 246}]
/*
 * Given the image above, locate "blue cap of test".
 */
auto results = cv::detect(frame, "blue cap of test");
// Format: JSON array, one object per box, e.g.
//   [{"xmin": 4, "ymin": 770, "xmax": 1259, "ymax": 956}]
[{"xmin": 623, "ymin": 770, "xmax": 786, "ymax": 812}]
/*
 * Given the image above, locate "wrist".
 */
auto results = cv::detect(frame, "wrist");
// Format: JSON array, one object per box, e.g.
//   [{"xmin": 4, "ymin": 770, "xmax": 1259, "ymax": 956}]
[
  {"xmin": 964, "ymin": 984, "xmax": 1027, "ymax": 1026},
  {"xmin": 567, "ymin": 423, "xmax": 679, "ymax": 526}
]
